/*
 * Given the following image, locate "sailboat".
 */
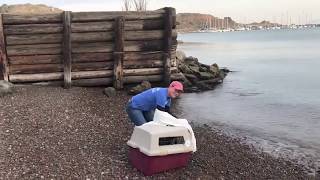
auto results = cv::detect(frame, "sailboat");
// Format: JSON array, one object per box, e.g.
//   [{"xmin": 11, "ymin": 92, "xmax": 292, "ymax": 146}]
[{"xmin": 199, "ymin": 16, "xmax": 219, "ymax": 32}]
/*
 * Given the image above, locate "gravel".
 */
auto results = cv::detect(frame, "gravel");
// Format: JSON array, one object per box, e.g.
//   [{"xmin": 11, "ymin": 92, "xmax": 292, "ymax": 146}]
[{"xmin": 0, "ymin": 86, "xmax": 312, "ymax": 179}]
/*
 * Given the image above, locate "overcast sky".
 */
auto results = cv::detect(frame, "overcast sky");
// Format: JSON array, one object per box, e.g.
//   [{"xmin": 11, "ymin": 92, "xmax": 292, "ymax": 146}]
[{"xmin": 2, "ymin": 0, "xmax": 320, "ymax": 24}]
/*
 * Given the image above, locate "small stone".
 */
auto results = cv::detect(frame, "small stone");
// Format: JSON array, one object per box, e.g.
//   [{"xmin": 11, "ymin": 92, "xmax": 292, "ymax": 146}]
[
  {"xmin": 184, "ymin": 73, "xmax": 198, "ymax": 83},
  {"xmin": 189, "ymin": 65, "xmax": 200, "ymax": 74},
  {"xmin": 103, "ymin": 87, "xmax": 116, "ymax": 97},
  {"xmin": 209, "ymin": 64, "xmax": 220, "ymax": 76},
  {"xmin": 176, "ymin": 50, "xmax": 186, "ymax": 65},
  {"xmin": 197, "ymin": 72, "xmax": 214, "ymax": 80},
  {"xmin": 185, "ymin": 56, "xmax": 199, "ymax": 65},
  {"xmin": 178, "ymin": 64, "xmax": 193, "ymax": 74},
  {"xmin": 128, "ymin": 81, "xmax": 151, "ymax": 95},
  {"xmin": 0, "ymin": 80, "xmax": 14, "ymax": 97}
]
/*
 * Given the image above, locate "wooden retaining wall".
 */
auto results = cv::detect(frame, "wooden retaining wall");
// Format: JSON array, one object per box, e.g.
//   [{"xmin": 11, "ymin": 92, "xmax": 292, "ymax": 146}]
[{"xmin": 0, "ymin": 7, "xmax": 181, "ymax": 89}]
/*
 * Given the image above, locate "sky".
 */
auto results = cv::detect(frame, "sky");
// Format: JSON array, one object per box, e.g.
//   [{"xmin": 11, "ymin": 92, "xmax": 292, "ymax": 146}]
[{"xmin": 1, "ymin": 0, "xmax": 320, "ymax": 24}]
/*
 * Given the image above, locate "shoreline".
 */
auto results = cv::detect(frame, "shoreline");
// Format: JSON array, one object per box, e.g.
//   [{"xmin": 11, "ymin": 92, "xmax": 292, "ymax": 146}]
[{"xmin": 0, "ymin": 86, "xmax": 313, "ymax": 179}]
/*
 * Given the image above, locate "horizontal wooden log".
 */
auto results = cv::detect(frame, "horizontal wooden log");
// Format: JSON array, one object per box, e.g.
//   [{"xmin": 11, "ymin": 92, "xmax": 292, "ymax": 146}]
[
  {"xmin": 125, "ymin": 40, "xmax": 177, "ymax": 52},
  {"xmin": 72, "ymin": 62, "xmax": 114, "ymax": 71},
  {"xmin": 4, "ymin": 24, "xmax": 63, "ymax": 35},
  {"xmin": 9, "ymin": 72, "xmax": 62, "ymax": 82},
  {"xmin": 9, "ymin": 53, "xmax": 114, "ymax": 65},
  {"xmin": 71, "ymin": 32, "xmax": 114, "ymax": 43},
  {"xmin": 124, "ymin": 75, "xmax": 162, "ymax": 84},
  {"xmin": 7, "ymin": 43, "xmax": 61, "ymax": 56},
  {"xmin": 123, "ymin": 59, "xmax": 163, "ymax": 69},
  {"xmin": 72, "ymin": 42, "xmax": 114, "ymax": 53},
  {"xmin": 126, "ymin": 30, "xmax": 177, "ymax": 41},
  {"xmin": 71, "ymin": 70, "xmax": 113, "ymax": 79},
  {"xmin": 72, "ymin": 22, "xmax": 113, "ymax": 32},
  {"xmin": 2, "ymin": 13, "xmax": 62, "ymax": 25},
  {"xmin": 71, "ymin": 19, "xmax": 166, "ymax": 32},
  {"xmin": 69, "ymin": 30, "xmax": 177, "ymax": 43},
  {"xmin": 71, "ymin": 10, "xmax": 166, "ymax": 22},
  {"xmin": 125, "ymin": 40, "xmax": 164, "ymax": 52},
  {"xmin": 6, "ymin": 40, "xmax": 177, "ymax": 56},
  {"xmin": 125, "ymin": 19, "xmax": 165, "ymax": 31},
  {"xmin": 71, "ymin": 40, "xmax": 177, "ymax": 54},
  {"xmin": 9, "ymin": 70, "xmax": 113, "ymax": 82},
  {"xmin": 72, "ymin": 78, "xmax": 113, "ymax": 87},
  {"xmin": 72, "ymin": 53, "xmax": 113, "ymax": 63},
  {"xmin": 10, "ymin": 64, "xmax": 63, "ymax": 74},
  {"xmin": 124, "ymin": 51, "xmax": 175, "ymax": 61},
  {"xmin": 9, "ymin": 55, "xmax": 62, "ymax": 65},
  {"xmin": 123, "ymin": 68, "xmax": 163, "ymax": 76},
  {"xmin": 6, "ymin": 33, "xmax": 62, "ymax": 45}
]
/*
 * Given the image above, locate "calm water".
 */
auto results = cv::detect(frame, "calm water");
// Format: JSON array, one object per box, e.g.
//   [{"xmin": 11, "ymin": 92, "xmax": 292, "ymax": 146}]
[{"xmin": 177, "ymin": 28, "xmax": 320, "ymax": 171}]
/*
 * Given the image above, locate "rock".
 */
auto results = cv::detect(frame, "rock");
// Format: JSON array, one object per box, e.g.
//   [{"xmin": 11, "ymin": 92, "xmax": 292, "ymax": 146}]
[
  {"xmin": 211, "ymin": 63, "xmax": 219, "ymax": 68},
  {"xmin": 128, "ymin": 81, "xmax": 151, "ymax": 95},
  {"xmin": 196, "ymin": 81, "xmax": 214, "ymax": 91},
  {"xmin": 140, "ymin": 81, "xmax": 151, "ymax": 89},
  {"xmin": 197, "ymin": 72, "xmax": 215, "ymax": 80},
  {"xmin": 184, "ymin": 73, "xmax": 198, "ymax": 83},
  {"xmin": 209, "ymin": 64, "xmax": 220, "ymax": 76},
  {"xmin": 219, "ymin": 70, "xmax": 226, "ymax": 80},
  {"xmin": 0, "ymin": 80, "xmax": 14, "ymax": 97},
  {"xmin": 316, "ymin": 168, "xmax": 320, "ymax": 180},
  {"xmin": 221, "ymin": 67, "xmax": 231, "ymax": 73},
  {"xmin": 188, "ymin": 65, "xmax": 200, "ymax": 74},
  {"xmin": 176, "ymin": 51, "xmax": 186, "ymax": 65},
  {"xmin": 103, "ymin": 87, "xmax": 116, "ymax": 97},
  {"xmin": 184, "ymin": 56, "xmax": 199, "ymax": 65},
  {"xmin": 184, "ymin": 86, "xmax": 201, "ymax": 93},
  {"xmin": 181, "ymin": 78, "xmax": 193, "ymax": 88},
  {"xmin": 178, "ymin": 64, "xmax": 193, "ymax": 74},
  {"xmin": 199, "ymin": 64, "xmax": 209, "ymax": 72},
  {"xmin": 176, "ymin": 52, "xmax": 229, "ymax": 93}
]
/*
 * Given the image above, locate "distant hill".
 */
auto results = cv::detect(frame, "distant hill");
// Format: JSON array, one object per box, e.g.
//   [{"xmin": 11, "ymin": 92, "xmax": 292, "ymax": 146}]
[
  {"xmin": 0, "ymin": 3, "xmax": 62, "ymax": 14},
  {"xmin": 1, "ymin": 4, "xmax": 287, "ymax": 32},
  {"xmin": 249, "ymin": 20, "xmax": 279, "ymax": 27},
  {"xmin": 177, "ymin": 13, "xmax": 238, "ymax": 32}
]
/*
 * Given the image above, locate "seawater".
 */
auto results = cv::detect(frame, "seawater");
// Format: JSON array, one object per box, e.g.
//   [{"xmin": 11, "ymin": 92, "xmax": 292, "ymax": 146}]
[{"xmin": 177, "ymin": 28, "xmax": 320, "ymax": 172}]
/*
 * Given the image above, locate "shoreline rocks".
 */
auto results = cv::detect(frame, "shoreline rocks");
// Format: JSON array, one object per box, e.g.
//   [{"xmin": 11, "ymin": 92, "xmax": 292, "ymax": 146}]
[
  {"xmin": 175, "ymin": 51, "xmax": 229, "ymax": 92},
  {"xmin": 125, "ymin": 51, "xmax": 230, "ymax": 95}
]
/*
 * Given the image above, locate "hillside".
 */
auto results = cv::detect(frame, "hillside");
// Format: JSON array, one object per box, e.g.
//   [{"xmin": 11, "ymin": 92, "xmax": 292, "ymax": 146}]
[
  {"xmin": 177, "ymin": 13, "xmax": 238, "ymax": 32},
  {"xmin": 0, "ymin": 3, "xmax": 62, "ymax": 14},
  {"xmin": 249, "ymin": 20, "xmax": 279, "ymax": 27},
  {"xmin": 0, "ymin": 4, "xmax": 283, "ymax": 32}
]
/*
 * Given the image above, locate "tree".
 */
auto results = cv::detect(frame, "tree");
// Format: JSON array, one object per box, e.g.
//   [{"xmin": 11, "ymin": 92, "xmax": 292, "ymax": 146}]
[
  {"xmin": 122, "ymin": 0, "xmax": 131, "ymax": 11},
  {"xmin": 132, "ymin": 0, "xmax": 148, "ymax": 11},
  {"xmin": 122, "ymin": 0, "xmax": 149, "ymax": 12}
]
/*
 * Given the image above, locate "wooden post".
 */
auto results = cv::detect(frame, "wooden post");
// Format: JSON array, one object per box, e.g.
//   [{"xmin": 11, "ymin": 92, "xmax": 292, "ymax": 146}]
[
  {"xmin": 163, "ymin": 7, "xmax": 175, "ymax": 86},
  {"xmin": 0, "ymin": 14, "xmax": 9, "ymax": 81},
  {"xmin": 113, "ymin": 16, "xmax": 124, "ymax": 89},
  {"xmin": 62, "ymin": 11, "xmax": 72, "ymax": 88}
]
